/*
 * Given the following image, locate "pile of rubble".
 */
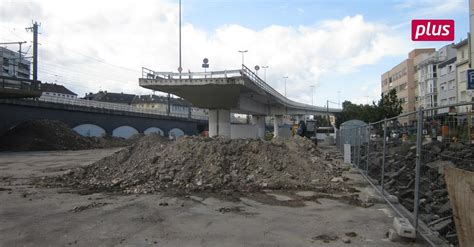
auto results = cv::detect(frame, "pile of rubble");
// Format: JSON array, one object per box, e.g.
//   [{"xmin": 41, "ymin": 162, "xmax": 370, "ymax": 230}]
[
  {"xmin": 0, "ymin": 119, "xmax": 138, "ymax": 151},
  {"xmin": 46, "ymin": 135, "xmax": 348, "ymax": 193},
  {"xmin": 360, "ymin": 139, "xmax": 473, "ymax": 245}
]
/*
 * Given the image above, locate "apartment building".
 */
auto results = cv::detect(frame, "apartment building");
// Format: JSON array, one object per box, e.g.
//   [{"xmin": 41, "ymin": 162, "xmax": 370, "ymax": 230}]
[
  {"xmin": 453, "ymin": 38, "xmax": 471, "ymax": 113},
  {"xmin": 437, "ymin": 47, "xmax": 457, "ymax": 114},
  {"xmin": 416, "ymin": 45, "xmax": 456, "ymax": 116},
  {"xmin": 132, "ymin": 94, "xmax": 208, "ymax": 118},
  {"xmin": 0, "ymin": 47, "xmax": 30, "ymax": 79},
  {"xmin": 381, "ymin": 49, "xmax": 435, "ymax": 125}
]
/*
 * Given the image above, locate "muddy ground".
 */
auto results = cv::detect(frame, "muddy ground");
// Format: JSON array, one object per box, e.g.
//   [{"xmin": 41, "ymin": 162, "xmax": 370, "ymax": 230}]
[{"xmin": 0, "ymin": 147, "xmax": 425, "ymax": 246}]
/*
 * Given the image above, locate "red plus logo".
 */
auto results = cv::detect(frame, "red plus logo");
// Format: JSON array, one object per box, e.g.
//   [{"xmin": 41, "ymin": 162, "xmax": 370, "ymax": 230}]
[{"xmin": 412, "ymin": 20, "xmax": 455, "ymax": 41}]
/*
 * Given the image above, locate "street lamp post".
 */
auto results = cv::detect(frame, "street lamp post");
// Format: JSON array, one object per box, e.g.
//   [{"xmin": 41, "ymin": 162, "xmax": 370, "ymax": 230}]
[
  {"xmin": 238, "ymin": 50, "xmax": 248, "ymax": 66},
  {"xmin": 178, "ymin": 0, "xmax": 182, "ymax": 74},
  {"xmin": 262, "ymin": 65, "xmax": 269, "ymax": 81},
  {"xmin": 310, "ymin": 85, "xmax": 315, "ymax": 106},
  {"xmin": 283, "ymin": 76, "xmax": 288, "ymax": 97},
  {"xmin": 337, "ymin": 91, "xmax": 341, "ymax": 107}
]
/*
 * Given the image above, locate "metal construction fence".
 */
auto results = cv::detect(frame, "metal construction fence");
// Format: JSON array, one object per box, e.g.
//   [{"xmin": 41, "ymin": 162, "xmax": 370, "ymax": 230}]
[{"xmin": 336, "ymin": 102, "xmax": 474, "ymax": 246}]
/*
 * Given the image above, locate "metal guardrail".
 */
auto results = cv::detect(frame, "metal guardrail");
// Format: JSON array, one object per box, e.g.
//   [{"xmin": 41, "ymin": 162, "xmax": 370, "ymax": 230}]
[
  {"xmin": 141, "ymin": 66, "xmax": 342, "ymax": 113},
  {"xmin": 142, "ymin": 67, "xmax": 242, "ymax": 80},
  {"xmin": 37, "ymin": 95, "xmax": 209, "ymax": 121}
]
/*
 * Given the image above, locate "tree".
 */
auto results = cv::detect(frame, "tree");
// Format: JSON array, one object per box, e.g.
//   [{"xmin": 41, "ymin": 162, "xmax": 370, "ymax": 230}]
[
  {"xmin": 335, "ymin": 88, "xmax": 403, "ymax": 128},
  {"xmin": 377, "ymin": 88, "xmax": 403, "ymax": 119},
  {"xmin": 315, "ymin": 115, "xmax": 331, "ymax": 127}
]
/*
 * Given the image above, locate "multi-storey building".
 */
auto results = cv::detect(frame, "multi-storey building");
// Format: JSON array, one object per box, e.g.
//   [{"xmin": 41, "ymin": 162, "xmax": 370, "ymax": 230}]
[
  {"xmin": 416, "ymin": 44, "xmax": 456, "ymax": 116},
  {"xmin": 131, "ymin": 94, "xmax": 207, "ymax": 117},
  {"xmin": 436, "ymin": 46, "xmax": 457, "ymax": 114},
  {"xmin": 381, "ymin": 49, "xmax": 435, "ymax": 125},
  {"xmin": 0, "ymin": 47, "xmax": 30, "ymax": 79},
  {"xmin": 453, "ymin": 38, "xmax": 471, "ymax": 113}
]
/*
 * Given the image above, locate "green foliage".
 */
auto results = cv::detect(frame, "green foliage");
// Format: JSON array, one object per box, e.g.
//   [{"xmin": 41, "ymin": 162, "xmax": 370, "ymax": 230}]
[
  {"xmin": 377, "ymin": 88, "xmax": 403, "ymax": 119},
  {"xmin": 315, "ymin": 115, "xmax": 331, "ymax": 127},
  {"xmin": 335, "ymin": 89, "xmax": 403, "ymax": 128}
]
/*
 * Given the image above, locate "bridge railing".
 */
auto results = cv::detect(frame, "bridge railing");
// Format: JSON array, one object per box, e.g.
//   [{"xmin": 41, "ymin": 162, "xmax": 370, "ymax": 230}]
[
  {"xmin": 142, "ymin": 67, "xmax": 241, "ymax": 80},
  {"xmin": 240, "ymin": 65, "xmax": 341, "ymax": 112},
  {"xmin": 141, "ymin": 67, "xmax": 341, "ymax": 113},
  {"xmin": 36, "ymin": 95, "xmax": 209, "ymax": 120}
]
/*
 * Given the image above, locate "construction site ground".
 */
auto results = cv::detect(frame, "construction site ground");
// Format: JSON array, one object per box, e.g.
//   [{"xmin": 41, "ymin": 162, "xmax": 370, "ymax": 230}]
[{"xmin": 0, "ymin": 147, "xmax": 424, "ymax": 246}]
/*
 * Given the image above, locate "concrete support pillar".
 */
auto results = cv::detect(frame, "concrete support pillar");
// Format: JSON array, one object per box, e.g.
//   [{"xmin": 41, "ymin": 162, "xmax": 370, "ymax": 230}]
[
  {"xmin": 208, "ymin": 109, "xmax": 231, "ymax": 138},
  {"xmin": 273, "ymin": 115, "xmax": 283, "ymax": 137},
  {"xmin": 251, "ymin": 115, "xmax": 266, "ymax": 138}
]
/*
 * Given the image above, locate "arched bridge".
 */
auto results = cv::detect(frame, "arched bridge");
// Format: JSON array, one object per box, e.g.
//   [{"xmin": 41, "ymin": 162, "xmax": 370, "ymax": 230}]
[{"xmin": 0, "ymin": 99, "xmax": 206, "ymax": 139}]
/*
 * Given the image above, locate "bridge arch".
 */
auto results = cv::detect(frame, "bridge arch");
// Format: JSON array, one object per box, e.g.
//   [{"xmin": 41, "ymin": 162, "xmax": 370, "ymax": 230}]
[
  {"xmin": 144, "ymin": 127, "xmax": 164, "ymax": 136},
  {"xmin": 73, "ymin": 124, "xmax": 106, "ymax": 137},
  {"xmin": 112, "ymin": 126, "xmax": 139, "ymax": 139},
  {"xmin": 168, "ymin": 128, "xmax": 184, "ymax": 139}
]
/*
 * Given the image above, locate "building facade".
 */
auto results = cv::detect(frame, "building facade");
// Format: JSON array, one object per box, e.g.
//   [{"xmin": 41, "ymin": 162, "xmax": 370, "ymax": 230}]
[
  {"xmin": 39, "ymin": 83, "xmax": 77, "ymax": 99},
  {"xmin": 436, "ymin": 47, "xmax": 457, "ymax": 114},
  {"xmin": 84, "ymin": 91, "xmax": 136, "ymax": 105},
  {"xmin": 381, "ymin": 49, "xmax": 435, "ymax": 125},
  {"xmin": 132, "ymin": 94, "xmax": 208, "ymax": 118},
  {"xmin": 453, "ymin": 39, "xmax": 471, "ymax": 113},
  {"xmin": 0, "ymin": 47, "xmax": 30, "ymax": 79},
  {"xmin": 415, "ymin": 45, "xmax": 456, "ymax": 116}
]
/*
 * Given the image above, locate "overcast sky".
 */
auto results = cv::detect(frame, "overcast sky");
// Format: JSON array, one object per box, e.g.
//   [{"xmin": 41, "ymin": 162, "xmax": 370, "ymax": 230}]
[{"xmin": 0, "ymin": 0, "xmax": 469, "ymax": 107}]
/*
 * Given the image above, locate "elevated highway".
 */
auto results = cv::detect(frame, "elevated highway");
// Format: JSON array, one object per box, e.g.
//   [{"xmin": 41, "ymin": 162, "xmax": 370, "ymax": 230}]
[{"xmin": 139, "ymin": 65, "xmax": 341, "ymax": 138}]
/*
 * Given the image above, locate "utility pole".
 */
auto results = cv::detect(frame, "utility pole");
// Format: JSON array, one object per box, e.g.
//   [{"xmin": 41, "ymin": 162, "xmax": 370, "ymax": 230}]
[
  {"xmin": 26, "ymin": 22, "xmax": 39, "ymax": 82},
  {"xmin": 283, "ymin": 76, "xmax": 288, "ymax": 97},
  {"xmin": 310, "ymin": 85, "xmax": 315, "ymax": 106}
]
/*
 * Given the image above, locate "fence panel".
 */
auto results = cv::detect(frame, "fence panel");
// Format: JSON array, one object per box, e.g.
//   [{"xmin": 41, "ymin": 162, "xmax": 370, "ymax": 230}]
[{"xmin": 341, "ymin": 102, "xmax": 474, "ymax": 246}]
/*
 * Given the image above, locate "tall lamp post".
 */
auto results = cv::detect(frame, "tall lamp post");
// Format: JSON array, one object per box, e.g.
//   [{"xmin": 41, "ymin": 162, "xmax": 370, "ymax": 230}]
[
  {"xmin": 238, "ymin": 50, "xmax": 248, "ymax": 66},
  {"xmin": 283, "ymin": 76, "xmax": 288, "ymax": 97},
  {"xmin": 178, "ymin": 0, "xmax": 182, "ymax": 73},
  {"xmin": 262, "ymin": 65, "xmax": 269, "ymax": 81},
  {"xmin": 310, "ymin": 85, "xmax": 315, "ymax": 106},
  {"xmin": 337, "ymin": 91, "xmax": 341, "ymax": 107}
]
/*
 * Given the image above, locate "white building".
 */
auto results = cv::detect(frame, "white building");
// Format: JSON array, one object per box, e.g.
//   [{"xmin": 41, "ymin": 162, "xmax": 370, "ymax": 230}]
[
  {"xmin": 0, "ymin": 47, "xmax": 30, "ymax": 79},
  {"xmin": 436, "ymin": 45, "xmax": 457, "ymax": 114},
  {"xmin": 39, "ymin": 83, "xmax": 78, "ymax": 99},
  {"xmin": 417, "ymin": 44, "xmax": 456, "ymax": 116}
]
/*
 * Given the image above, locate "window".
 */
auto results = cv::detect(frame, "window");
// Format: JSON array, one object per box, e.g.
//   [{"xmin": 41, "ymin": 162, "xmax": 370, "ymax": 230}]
[
  {"xmin": 448, "ymin": 80, "xmax": 455, "ymax": 90},
  {"xmin": 440, "ymin": 82, "xmax": 446, "ymax": 91},
  {"xmin": 461, "ymin": 91, "xmax": 467, "ymax": 102}
]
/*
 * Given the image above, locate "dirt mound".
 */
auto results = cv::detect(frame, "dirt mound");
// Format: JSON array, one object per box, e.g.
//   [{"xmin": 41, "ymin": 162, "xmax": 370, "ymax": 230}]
[
  {"xmin": 48, "ymin": 135, "xmax": 347, "ymax": 193},
  {"xmin": 0, "ymin": 119, "xmax": 138, "ymax": 151}
]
